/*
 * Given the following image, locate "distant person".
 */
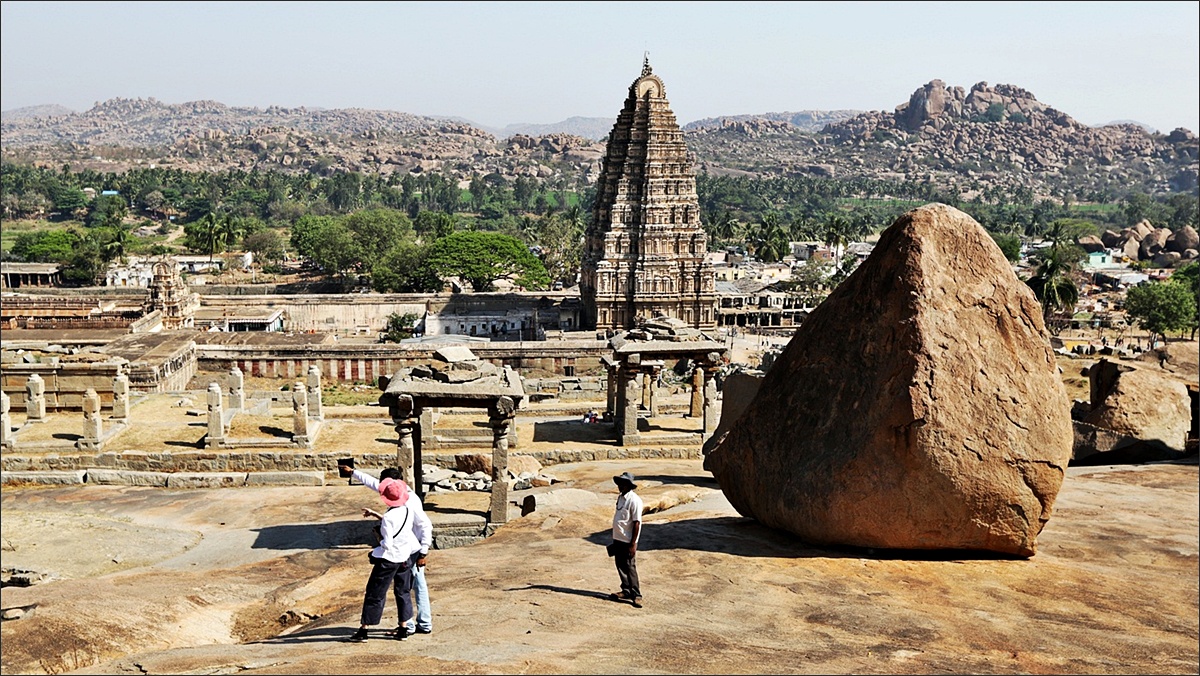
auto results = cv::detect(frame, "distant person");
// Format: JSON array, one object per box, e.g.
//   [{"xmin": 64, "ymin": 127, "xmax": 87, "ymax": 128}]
[
  {"xmin": 339, "ymin": 465, "xmax": 431, "ymax": 642},
  {"xmin": 607, "ymin": 471, "xmax": 644, "ymax": 608}
]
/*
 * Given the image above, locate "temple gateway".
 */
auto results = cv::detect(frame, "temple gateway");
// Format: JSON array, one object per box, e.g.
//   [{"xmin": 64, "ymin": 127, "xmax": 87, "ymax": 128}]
[{"xmin": 581, "ymin": 58, "xmax": 718, "ymax": 332}]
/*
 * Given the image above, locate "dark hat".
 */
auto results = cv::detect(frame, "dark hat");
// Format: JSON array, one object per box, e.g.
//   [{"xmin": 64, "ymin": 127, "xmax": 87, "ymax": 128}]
[{"xmin": 613, "ymin": 471, "xmax": 637, "ymax": 489}]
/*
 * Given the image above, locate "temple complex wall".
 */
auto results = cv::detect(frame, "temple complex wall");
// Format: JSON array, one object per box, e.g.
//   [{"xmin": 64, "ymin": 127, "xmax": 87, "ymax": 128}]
[{"xmin": 0, "ymin": 361, "xmax": 126, "ymax": 410}]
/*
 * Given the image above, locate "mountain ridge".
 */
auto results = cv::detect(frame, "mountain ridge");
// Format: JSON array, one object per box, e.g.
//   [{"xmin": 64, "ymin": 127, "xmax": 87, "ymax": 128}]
[{"xmin": 2, "ymin": 81, "xmax": 1196, "ymax": 198}]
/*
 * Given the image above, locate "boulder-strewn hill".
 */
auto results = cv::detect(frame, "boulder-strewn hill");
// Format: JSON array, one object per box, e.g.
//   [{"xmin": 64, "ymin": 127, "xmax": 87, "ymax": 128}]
[
  {"xmin": 686, "ymin": 80, "xmax": 1198, "ymax": 197},
  {"xmin": 2, "ymin": 82, "xmax": 1196, "ymax": 198},
  {"xmin": 0, "ymin": 97, "xmax": 608, "ymax": 186},
  {"xmin": 683, "ymin": 110, "xmax": 862, "ymax": 133},
  {"xmin": 0, "ymin": 104, "xmax": 76, "ymax": 121}
]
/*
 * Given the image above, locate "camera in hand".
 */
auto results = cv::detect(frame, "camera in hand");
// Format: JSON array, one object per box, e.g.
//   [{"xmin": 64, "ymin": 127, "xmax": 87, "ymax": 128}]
[{"xmin": 337, "ymin": 457, "xmax": 354, "ymax": 478}]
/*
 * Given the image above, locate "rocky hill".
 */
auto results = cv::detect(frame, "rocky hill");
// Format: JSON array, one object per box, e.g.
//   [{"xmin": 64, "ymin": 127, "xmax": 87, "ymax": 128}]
[
  {"xmin": 688, "ymin": 80, "xmax": 1198, "ymax": 197},
  {"xmin": 2, "ymin": 82, "xmax": 1196, "ymax": 198},
  {"xmin": 683, "ymin": 110, "xmax": 862, "ymax": 133},
  {"xmin": 0, "ymin": 104, "xmax": 76, "ymax": 121}
]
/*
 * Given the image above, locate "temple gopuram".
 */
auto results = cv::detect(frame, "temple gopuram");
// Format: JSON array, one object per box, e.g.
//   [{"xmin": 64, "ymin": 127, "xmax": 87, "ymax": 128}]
[{"xmin": 580, "ymin": 58, "xmax": 717, "ymax": 332}]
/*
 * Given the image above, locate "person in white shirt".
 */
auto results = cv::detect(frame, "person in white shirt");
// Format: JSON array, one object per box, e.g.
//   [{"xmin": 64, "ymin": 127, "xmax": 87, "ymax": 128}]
[
  {"xmin": 339, "ymin": 466, "xmax": 432, "ymax": 642},
  {"xmin": 402, "ymin": 488, "xmax": 434, "ymax": 636},
  {"xmin": 608, "ymin": 471, "xmax": 644, "ymax": 608}
]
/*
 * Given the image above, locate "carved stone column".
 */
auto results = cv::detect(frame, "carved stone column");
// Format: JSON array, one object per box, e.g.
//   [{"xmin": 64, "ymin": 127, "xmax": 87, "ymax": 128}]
[
  {"xmin": 702, "ymin": 367, "xmax": 720, "ymax": 439},
  {"xmin": 618, "ymin": 363, "xmax": 641, "ymax": 446},
  {"xmin": 206, "ymin": 383, "xmax": 225, "ymax": 447},
  {"xmin": 78, "ymin": 388, "xmax": 102, "ymax": 451},
  {"xmin": 292, "ymin": 381, "xmax": 310, "ymax": 446},
  {"xmin": 488, "ymin": 395, "xmax": 516, "ymax": 524},
  {"xmin": 25, "ymin": 374, "xmax": 46, "ymax": 422},
  {"xmin": 605, "ymin": 361, "xmax": 618, "ymax": 421},
  {"xmin": 228, "ymin": 366, "xmax": 245, "ymax": 411},
  {"xmin": 689, "ymin": 365, "xmax": 704, "ymax": 417},
  {"xmin": 640, "ymin": 372, "xmax": 651, "ymax": 410},
  {"xmin": 647, "ymin": 366, "xmax": 660, "ymax": 418},
  {"xmin": 306, "ymin": 365, "xmax": 323, "ymax": 420},
  {"xmin": 391, "ymin": 394, "xmax": 416, "ymax": 485},
  {"xmin": 111, "ymin": 374, "xmax": 130, "ymax": 421},
  {"xmin": 1, "ymin": 391, "xmax": 12, "ymax": 450}
]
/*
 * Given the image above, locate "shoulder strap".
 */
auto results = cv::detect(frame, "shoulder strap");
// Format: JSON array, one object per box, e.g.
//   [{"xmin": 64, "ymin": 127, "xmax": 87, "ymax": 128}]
[{"xmin": 390, "ymin": 506, "xmax": 411, "ymax": 540}]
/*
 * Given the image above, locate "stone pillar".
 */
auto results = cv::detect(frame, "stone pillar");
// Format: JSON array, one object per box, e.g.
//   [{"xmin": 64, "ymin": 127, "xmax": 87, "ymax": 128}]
[
  {"xmin": 228, "ymin": 366, "xmax": 245, "ymax": 411},
  {"xmin": 25, "ymin": 374, "xmax": 46, "ymax": 422},
  {"xmin": 641, "ymin": 372, "xmax": 652, "ymax": 410},
  {"xmin": 647, "ymin": 366, "xmax": 660, "ymax": 418},
  {"xmin": 395, "ymin": 420, "xmax": 416, "ymax": 486},
  {"xmin": 307, "ymin": 365, "xmax": 323, "ymax": 420},
  {"xmin": 419, "ymin": 407, "xmax": 437, "ymax": 451},
  {"xmin": 488, "ymin": 395, "xmax": 516, "ymax": 525},
  {"xmin": 111, "ymin": 374, "xmax": 130, "ymax": 420},
  {"xmin": 292, "ymin": 382, "xmax": 310, "ymax": 446},
  {"xmin": 412, "ymin": 407, "xmax": 425, "ymax": 498},
  {"xmin": 1, "ymin": 391, "xmax": 12, "ymax": 450},
  {"xmin": 391, "ymin": 394, "xmax": 415, "ymax": 485},
  {"xmin": 605, "ymin": 363, "xmax": 618, "ymax": 421},
  {"xmin": 206, "ymin": 383, "xmax": 225, "ymax": 447},
  {"xmin": 689, "ymin": 366, "xmax": 704, "ymax": 417},
  {"xmin": 703, "ymin": 368, "xmax": 720, "ymax": 440},
  {"xmin": 78, "ymin": 388, "xmax": 103, "ymax": 451},
  {"xmin": 618, "ymin": 365, "xmax": 641, "ymax": 446}
]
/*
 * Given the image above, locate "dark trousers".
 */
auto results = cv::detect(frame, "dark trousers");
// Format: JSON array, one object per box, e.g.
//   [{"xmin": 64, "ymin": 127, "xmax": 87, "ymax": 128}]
[
  {"xmin": 360, "ymin": 553, "xmax": 415, "ymax": 626},
  {"xmin": 614, "ymin": 544, "xmax": 640, "ymax": 599}
]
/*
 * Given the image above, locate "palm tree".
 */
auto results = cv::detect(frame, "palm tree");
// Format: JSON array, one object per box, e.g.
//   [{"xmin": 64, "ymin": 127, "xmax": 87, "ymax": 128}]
[
  {"xmin": 822, "ymin": 214, "xmax": 850, "ymax": 270},
  {"xmin": 1026, "ymin": 245, "xmax": 1080, "ymax": 331}
]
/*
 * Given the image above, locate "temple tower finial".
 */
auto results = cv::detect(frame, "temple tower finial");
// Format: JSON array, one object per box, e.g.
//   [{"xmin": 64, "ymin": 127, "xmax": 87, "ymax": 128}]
[{"xmin": 642, "ymin": 51, "xmax": 651, "ymax": 76}]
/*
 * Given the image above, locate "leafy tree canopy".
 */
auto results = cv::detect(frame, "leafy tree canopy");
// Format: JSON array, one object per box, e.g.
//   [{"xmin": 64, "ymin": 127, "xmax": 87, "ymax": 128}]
[
  {"xmin": 423, "ymin": 231, "xmax": 550, "ymax": 291},
  {"xmin": 1124, "ymin": 278, "xmax": 1198, "ymax": 342}
]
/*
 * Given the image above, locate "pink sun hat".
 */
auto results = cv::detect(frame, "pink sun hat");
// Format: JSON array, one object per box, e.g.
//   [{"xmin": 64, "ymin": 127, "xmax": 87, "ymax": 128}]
[{"xmin": 379, "ymin": 477, "xmax": 409, "ymax": 507}]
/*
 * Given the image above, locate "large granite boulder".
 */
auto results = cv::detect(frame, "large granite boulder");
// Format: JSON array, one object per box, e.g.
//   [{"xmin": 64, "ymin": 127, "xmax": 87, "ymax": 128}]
[
  {"xmin": 1166, "ymin": 225, "xmax": 1199, "ymax": 253},
  {"xmin": 1082, "ymin": 361, "xmax": 1190, "ymax": 453},
  {"xmin": 704, "ymin": 203, "xmax": 1073, "ymax": 557}
]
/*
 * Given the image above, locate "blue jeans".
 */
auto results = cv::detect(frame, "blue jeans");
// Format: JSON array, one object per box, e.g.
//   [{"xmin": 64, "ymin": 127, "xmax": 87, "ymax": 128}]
[{"xmin": 404, "ymin": 565, "xmax": 432, "ymax": 632}]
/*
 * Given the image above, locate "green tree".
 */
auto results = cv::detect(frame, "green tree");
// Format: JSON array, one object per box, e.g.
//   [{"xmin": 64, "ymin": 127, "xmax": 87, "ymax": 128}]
[
  {"xmin": 1025, "ymin": 245, "xmax": 1081, "ymax": 330},
  {"xmin": 343, "ymin": 208, "xmax": 413, "ymax": 254},
  {"xmin": 1124, "ymin": 278, "xmax": 1198, "ymax": 345},
  {"xmin": 243, "ymin": 230, "xmax": 285, "ymax": 266},
  {"xmin": 371, "ymin": 240, "xmax": 438, "ymax": 293},
  {"xmin": 423, "ymin": 231, "xmax": 550, "ymax": 291},
  {"xmin": 10, "ymin": 229, "xmax": 80, "ymax": 263},
  {"xmin": 990, "ymin": 232, "xmax": 1022, "ymax": 262},
  {"xmin": 382, "ymin": 312, "xmax": 422, "ymax": 342}
]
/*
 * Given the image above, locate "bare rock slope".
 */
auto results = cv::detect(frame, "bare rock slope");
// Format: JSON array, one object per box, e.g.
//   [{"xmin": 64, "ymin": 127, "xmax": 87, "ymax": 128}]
[{"xmin": 705, "ymin": 203, "xmax": 1074, "ymax": 556}]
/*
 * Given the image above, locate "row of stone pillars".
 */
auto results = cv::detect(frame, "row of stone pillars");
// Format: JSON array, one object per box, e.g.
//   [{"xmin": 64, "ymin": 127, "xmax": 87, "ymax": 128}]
[
  {"xmin": 388, "ymin": 394, "xmax": 516, "ymax": 525},
  {"xmin": 206, "ymin": 365, "xmax": 324, "ymax": 447},
  {"xmin": 0, "ymin": 385, "xmax": 123, "ymax": 452},
  {"xmin": 10, "ymin": 372, "xmax": 131, "ymax": 424}
]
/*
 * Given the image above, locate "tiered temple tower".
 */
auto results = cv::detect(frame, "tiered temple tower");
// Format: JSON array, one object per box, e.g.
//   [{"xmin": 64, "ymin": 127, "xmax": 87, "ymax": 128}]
[
  {"xmin": 580, "ymin": 58, "xmax": 717, "ymax": 332},
  {"xmin": 148, "ymin": 257, "xmax": 199, "ymax": 329}
]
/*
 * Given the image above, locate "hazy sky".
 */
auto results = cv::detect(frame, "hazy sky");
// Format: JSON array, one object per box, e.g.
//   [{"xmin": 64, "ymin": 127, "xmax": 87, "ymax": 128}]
[{"xmin": 2, "ymin": 1, "xmax": 1197, "ymax": 132}]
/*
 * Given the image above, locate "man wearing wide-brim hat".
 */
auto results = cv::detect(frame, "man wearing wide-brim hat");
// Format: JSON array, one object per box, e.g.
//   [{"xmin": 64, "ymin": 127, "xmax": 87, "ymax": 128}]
[{"xmin": 608, "ymin": 471, "xmax": 644, "ymax": 607}]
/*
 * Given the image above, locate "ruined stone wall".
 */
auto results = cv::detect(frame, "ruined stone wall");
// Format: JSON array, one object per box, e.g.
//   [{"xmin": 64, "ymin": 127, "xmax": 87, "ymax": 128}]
[
  {"xmin": 0, "ymin": 362, "xmax": 126, "ymax": 410},
  {"xmin": 1, "ymin": 445, "xmax": 703, "ymax": 474},
  {"xmin": 195, "ymin": 339, "xmax": 610, "ymax": 382},
  {"xmin": 200, "ymin": 294, "xmax": 428, "ymax": 333}
]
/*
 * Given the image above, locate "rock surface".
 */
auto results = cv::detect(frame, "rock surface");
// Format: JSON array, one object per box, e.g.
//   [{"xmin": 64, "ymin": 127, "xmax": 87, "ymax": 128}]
[
  {"xmin": 0, "ymin": 458, "xmax": 1195, "ymax": 675},
  {"xmin": 705, "ymin": 203, "xmax": 1073, "ymax": 556},
  {"xmin": 1083, "ymin": 361, "xmax": 1191, "ymax": 452}
]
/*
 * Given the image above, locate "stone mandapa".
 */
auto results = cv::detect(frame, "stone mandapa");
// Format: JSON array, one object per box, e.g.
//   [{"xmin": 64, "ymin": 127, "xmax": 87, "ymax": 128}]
[{"xmin": 705, "ymin": 203, "xmax": 1073, "ymax": 557}]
